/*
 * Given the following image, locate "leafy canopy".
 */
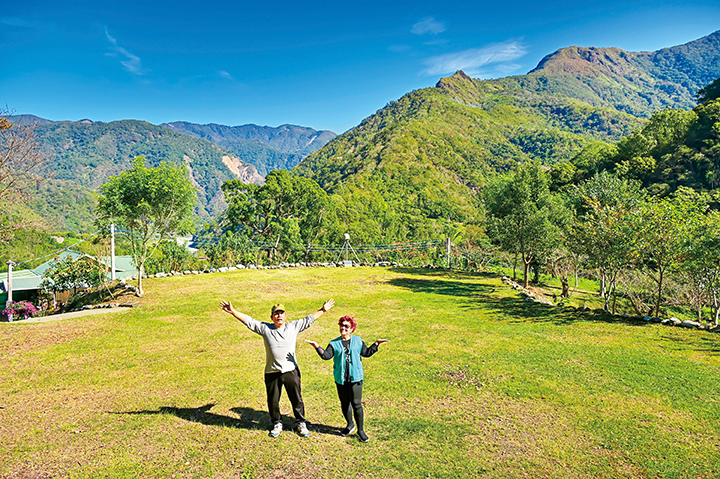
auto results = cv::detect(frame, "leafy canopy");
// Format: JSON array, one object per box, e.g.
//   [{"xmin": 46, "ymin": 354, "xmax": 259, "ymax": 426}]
[{"xmin": 95, "ymin": 157, "xmax": 196, "ymax": 294}]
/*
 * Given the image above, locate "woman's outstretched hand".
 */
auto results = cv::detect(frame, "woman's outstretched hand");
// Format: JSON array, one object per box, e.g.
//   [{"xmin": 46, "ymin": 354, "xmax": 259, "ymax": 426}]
[{"xmin": 305, "ymin": 339, "xmax": 320, "ymax": 348}]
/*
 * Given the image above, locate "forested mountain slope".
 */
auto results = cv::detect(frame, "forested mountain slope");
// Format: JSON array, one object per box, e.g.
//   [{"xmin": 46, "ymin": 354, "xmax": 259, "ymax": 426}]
[
  {"xmin": 502, "ymin": 30, "xmax": 720, "ymax": 117},
  {"xmin": 162, "ymin": 121, "xmax": 336, "ymax": 175},
  {"xmin": 294, "ymin": 31, "xmax": 720, "ymax": 241},
  {"xmin": 24, "ymin": 119, "xmax": 263, "ymax": 229}
]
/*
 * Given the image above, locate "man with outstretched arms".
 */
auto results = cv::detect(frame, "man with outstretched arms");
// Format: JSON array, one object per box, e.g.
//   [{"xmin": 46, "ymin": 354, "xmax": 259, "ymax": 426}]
[{"xmin": 220, "ymin": 298, "xmax": 335, "ymax": 437}]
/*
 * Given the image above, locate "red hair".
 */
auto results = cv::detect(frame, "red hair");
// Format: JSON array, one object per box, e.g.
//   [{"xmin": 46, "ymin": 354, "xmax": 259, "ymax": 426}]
[{"xmin": 338, "ymin": 315, "xmax": 357, "ymax": 331}]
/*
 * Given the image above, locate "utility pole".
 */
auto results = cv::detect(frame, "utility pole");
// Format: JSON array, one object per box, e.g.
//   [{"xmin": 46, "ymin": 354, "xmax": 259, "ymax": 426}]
[
  {"xmin": 6, "ymin": 260, "xmax": 15, "ymax": 322},
  {"xmin": 446, "ymin": 237, "xmax": 451, "ymax": 268},
  {"xmin": 110, "ymin": 223, "xmax": 116, "ymax": 281}
]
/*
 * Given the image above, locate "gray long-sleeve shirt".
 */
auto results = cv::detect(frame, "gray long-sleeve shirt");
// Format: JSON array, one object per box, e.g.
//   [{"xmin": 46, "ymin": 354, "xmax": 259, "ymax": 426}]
[{"xmin": 242, "ymin": 314, "xmax": 316, "ymax": 374}]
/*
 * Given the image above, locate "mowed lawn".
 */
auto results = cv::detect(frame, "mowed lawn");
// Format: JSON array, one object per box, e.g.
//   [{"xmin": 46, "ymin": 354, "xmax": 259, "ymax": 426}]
[{"xmin": 1, "ymin": 267, "xmax": 719, "ymax": 478}]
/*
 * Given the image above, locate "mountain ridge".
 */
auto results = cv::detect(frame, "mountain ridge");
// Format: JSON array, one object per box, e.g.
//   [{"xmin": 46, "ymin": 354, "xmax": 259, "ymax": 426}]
[
  {"xmin": 294, "ymin": 30, "xmax": 720, "ymax": 241},
  {"xmin": 161, "ymin": 121, "xmax": 336, "ymax": 175}
]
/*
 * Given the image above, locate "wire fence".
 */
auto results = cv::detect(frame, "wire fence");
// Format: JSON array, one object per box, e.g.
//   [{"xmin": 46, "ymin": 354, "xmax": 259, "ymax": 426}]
[
  {"xmin": 7, "ymin": 228, "xmax": 499, "ymax": 275},
  {"xmin": 10, "ymin": 231, "xmax": 102, "ymax": 268}
]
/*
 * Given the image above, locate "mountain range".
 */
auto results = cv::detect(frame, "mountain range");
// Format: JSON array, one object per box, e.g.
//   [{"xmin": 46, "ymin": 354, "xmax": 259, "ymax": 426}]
[
  {"xmin": 294, "ymin": 30, "xmax": 720, "ymax": 241},
  {"xmin": 161, "ymin": 122, "xmax": 336, "ymax": 176},
  {"xmin": 15, "ymin": 30, "xmax": 720, "ymax": 238},
  {"xmin": 11, "ymin": 117, "xmax": 334, "ymax": 229}
]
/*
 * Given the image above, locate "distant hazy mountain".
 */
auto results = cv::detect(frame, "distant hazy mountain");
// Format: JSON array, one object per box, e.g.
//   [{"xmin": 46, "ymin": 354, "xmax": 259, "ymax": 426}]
[
  {"xmin": 295, "ymin": 31, "xmax": 720, "ymax": 240},
  {"xmin": 162, "ymin": 122, "xmax": 336, "ymax": 175},
  {"xmin": 7, "ymin": 114, "xmax": 55, "ymax": 125},
  {"xmin": 19, "ymin": 118, "xmax": 263, "ymax": 230}
]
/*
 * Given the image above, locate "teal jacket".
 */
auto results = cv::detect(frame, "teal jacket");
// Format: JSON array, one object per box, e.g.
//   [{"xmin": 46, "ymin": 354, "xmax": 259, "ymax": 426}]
[{"xmin": 329, "ymin": 335, "xmax": 364, "ymax": 384}]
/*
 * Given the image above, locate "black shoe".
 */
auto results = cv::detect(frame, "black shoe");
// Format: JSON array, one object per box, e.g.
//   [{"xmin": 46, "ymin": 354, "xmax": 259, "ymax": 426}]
[
  {"xmin": 358, "ymin": 430, "xmax": 369, "ymax": 442},
  {"xmin": 340, "ymin": 424, "xmax": 356, "ymax": 437}
]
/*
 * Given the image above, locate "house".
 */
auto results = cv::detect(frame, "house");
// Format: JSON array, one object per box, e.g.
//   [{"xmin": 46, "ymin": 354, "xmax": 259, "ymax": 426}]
[{"xmin": 0, "ymin": 251, "xmax": 138, "ymax": 311}]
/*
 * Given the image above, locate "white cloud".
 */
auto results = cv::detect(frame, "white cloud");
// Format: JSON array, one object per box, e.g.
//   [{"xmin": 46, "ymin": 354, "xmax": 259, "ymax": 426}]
[
  {"xmin": 422, "ymin": 40, "xmax": 527, "ymax": 77},
  {"xmin": 105, "ymin": 29, "xmax": 145, "ymax": 76},
  {"xmin": 411, "ymin": 18, "xmax": 446, "ymax": 36},
  {"xmin": 219, "ymin": 70, "xmax": 234, "ymax": 80}
]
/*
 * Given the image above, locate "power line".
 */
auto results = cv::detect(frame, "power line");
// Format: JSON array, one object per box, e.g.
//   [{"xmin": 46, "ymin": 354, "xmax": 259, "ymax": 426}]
[{"xmin": 16, "ymin": 231, "xmax": 101, "ymax": 267}]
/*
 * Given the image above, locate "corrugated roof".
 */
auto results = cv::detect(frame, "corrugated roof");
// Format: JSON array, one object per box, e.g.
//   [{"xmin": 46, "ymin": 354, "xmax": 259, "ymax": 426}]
[
  {"xmin": 1, "ymin": 275, "xmax": 43, "ymax": 292},
  {"xmin": 1, "ymin": 253, "xmax": 138, "ymax": 292},
  {"xmin": 31, "ymin": 250, "xmax": 85, "ymax": 276}
]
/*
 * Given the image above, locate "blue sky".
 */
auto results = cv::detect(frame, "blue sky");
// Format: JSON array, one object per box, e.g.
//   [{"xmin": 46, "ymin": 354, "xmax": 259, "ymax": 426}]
[{"xmin": 2, "ymin": 1, "xmax": 719, "ymax": 134}]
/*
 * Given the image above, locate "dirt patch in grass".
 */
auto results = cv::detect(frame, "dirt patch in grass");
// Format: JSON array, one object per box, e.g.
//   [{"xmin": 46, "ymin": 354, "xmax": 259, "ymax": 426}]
[
  {"xmin": 2, "ymin": 465, "xmax": 63, "ymax": 479},
  {"xmin": 0, "ymin": 320, "xmax": 105, "ymax": 360},
  {"xmin": 439, "ymin": 368, "xmax": 485, "ymax": 389}
]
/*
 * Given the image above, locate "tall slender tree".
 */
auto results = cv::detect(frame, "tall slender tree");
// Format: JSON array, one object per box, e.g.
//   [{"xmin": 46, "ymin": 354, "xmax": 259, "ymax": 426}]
[{"xmin": 95, "ymin": 157, "xmax": 196, "ymax": 295}]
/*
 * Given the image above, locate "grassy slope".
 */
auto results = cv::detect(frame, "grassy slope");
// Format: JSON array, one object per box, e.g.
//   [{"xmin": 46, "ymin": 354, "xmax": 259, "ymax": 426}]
[{"xmin": 1, "ymin": 268, "xmax": 719, "ymax": 478}]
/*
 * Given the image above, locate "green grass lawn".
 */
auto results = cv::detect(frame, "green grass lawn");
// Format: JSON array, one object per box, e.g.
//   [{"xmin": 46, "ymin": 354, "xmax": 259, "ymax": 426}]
[{"xmin": 2, "ymin": 267, "xmax": 719, "ymax": 478}]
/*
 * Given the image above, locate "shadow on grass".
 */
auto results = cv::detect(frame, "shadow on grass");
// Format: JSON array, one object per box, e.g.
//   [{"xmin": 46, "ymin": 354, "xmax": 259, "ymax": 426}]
[
  {"xmin": 389, "ymin": 268, "xmax": 648, "ymax": 327},
  {"xmin": 113, "ymin": 403, "xmax": 343, "ymax": 435},
  {"xmin": 387, "ymin": 270, "xmax": 498, "ymax": 311},
  {"xmin": 389, "ymin": 268, "xmax": 720, "ymax": 355},
  {"xmin": 659, "ymin": 332, "xmax": 720, "ymax": 355}
]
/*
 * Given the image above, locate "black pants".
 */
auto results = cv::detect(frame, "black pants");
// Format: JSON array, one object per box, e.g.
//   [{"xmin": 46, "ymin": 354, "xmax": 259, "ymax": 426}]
[
  {"xmin": 336, "ymin": 380, "xmax": 364, "ymax": 431},
  {"xmin": 264, "ymin": 368, "xmax": 305, "ymax": 424}
]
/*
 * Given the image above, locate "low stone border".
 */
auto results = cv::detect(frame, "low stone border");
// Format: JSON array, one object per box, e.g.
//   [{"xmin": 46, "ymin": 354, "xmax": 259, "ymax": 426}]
[
  {"xmin": 142, "ymin": 260, "xmax": 408, "ymax": 279},
  {"xmin": 501, "ymin": 276, "xmax": 719, "ymax": 334}
]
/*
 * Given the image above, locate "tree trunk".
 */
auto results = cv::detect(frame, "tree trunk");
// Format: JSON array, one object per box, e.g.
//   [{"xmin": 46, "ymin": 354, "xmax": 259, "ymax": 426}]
[
  {"xmin": 575, "ymin": 267, "xmax": 578, "ymax": 288},
  {"xmin": 654, "ymin": 267, "xmax": 664, "ymax": 317},
  {"xmin": 522, "ymin": 253, "xmax": 530, "ymax": 289},
  {"xmin": 137, "ymin": 262, "xmax": 144, "ymax": 296},
  {"xmin": 561, "ymin": 277, "xmax": 570, "ymax": 298}
]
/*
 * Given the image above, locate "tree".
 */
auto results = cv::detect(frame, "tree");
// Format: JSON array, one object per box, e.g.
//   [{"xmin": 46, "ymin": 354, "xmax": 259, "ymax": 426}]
[
  {"xmin": 697, "ymin": 77, "xmax": 720, "ymax": 104},
  {"xmin": 205, "ymin": 232, "xmax": 256, "ymax": 267},
  {"xmin": 144, "ymin": 239, "xmax": 198, "ymax": 274},
  {"xmin": 222, "ymin": 170, "xmax": 332, "ymax": 261},
  {"xmin": 40, "ymin": 254, "xmax": 106, "ymax": 307},
  {"xmin": 0, "ymin": 109, "xmax": 48, "ymax": 244},
  {"xmin": 635, "ymin": 197, "xmax": 700, "ymax": 317},
  {"xmin": 677, "ymin": 209, "xmax": 720, "ymax": 325},
  {"xmin": 95, "ymin": 157, "xmax": 196, "ymax": 295},
  {"xmin": 486, "ymin": 161, "xmax": 568, "ymax": 288},
  {"xmin": 568, "ymin": 172, "xmax": 645, "ymax": 311}
]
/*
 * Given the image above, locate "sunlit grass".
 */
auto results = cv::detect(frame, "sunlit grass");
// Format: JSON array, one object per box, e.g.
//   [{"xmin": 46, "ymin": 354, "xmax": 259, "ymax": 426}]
[{"xmin": 1, "ymin": 267, "xmax": 719, "ymax": 478}]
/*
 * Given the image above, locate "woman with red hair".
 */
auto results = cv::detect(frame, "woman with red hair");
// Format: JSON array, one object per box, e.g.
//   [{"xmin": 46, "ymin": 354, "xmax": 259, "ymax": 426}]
[{"xmin": 305, "ymin": 315, "xmax": 389, "ymax": 442}]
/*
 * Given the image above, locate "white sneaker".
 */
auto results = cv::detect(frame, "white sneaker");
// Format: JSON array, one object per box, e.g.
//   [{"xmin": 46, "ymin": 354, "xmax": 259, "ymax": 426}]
[
  {"xmin": 269, "ymin": 422, "xmax": 283, "ymax": 438},
  {"xmin": 297, "ymin": 422, "xmax": 310, "ymax": 437}
]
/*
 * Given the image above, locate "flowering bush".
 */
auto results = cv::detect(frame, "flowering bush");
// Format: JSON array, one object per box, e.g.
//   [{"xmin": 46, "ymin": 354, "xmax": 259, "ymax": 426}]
[{"xmin": 1, "ymin": 301, "xmax": 39, "ymax": 320}]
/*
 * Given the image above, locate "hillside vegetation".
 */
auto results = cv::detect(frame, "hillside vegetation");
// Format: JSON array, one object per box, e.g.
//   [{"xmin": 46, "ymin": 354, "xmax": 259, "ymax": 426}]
[
  {"xmin": 27, "ymin": 119, "xmax": 262, "ymax": 227},
  {"xmin": 506, "ymin": 30, "xmax": 720, "ymax": 116},
  {"xmin": 553, "ymin": 78, "xmax": 720, "ymax": 201},
  {"xmin": 295, "ymin": 74, "xmax": 642, "ymax": 241},
  {"xmin": 294, "ymin": 31, "xmax": 720, "ymax": 242},
  {"xmin": 162, "ymin": 122, "xmax": 336, "ymax": 176}
]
